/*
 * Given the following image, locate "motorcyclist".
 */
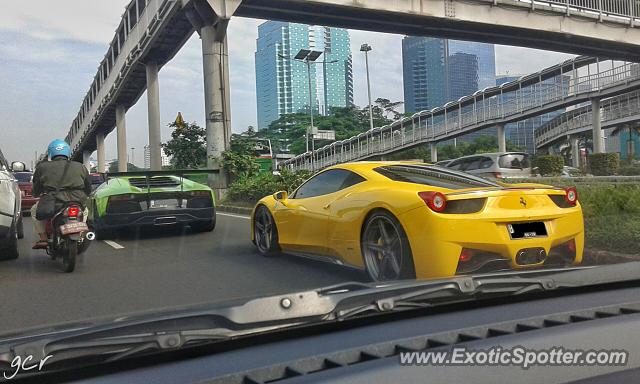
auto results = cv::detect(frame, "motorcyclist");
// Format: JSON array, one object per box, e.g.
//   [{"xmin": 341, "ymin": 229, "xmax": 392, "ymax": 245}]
[{"xmin": 31, "ymin": 140, "xmax": 91, "ymax": 249}]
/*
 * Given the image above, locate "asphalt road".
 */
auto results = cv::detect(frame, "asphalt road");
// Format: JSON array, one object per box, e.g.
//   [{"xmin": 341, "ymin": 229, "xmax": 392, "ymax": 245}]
[{"xmin": 0, "ymin": 213, "xmax": 365, "ymax": 335}]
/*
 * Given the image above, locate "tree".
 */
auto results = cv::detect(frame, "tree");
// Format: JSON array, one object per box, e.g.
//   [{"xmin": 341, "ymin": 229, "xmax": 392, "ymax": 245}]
[
  {"xmin": 162, "ymin": 119, "xmax": 207, "ymax": 169},
  {"xmin": 221, "ymin": 151, "xmax": 260, "ymax": 181},
  {"xmin": 108, "ymin": 161, "xmax": 140, "ymax": 173},
  {"xmin": 260, "ymin": 105, "xmax": 396, "ymax": 156},
  {"xmin": 222, "ymin": 132, "xmax": 261, "ymax": 181},
  {"xmin": 373, "ymin": 98, "xmax": 404, "ymax": 121}
]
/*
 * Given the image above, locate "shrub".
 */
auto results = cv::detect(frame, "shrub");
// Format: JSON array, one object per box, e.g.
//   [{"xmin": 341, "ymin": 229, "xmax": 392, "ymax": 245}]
[
  {"xmin": 533, "ymin": 155, "xmax": 564, "ymax": 176},
  {"xmin": 220, "ymin": 150, "xmax": 260, "ymax": 182},
  {"xmin": 574, "ymin": 183, "xmax": 640, "ymax": 254},
  {"xmin": 588, "ymin": 153, "xmax": 620, "ymax": 176},
  {"xmin": 225, "ymin": 169, "xmax": 311, "ymax": 204},
  {"xmin": 618, "ymin": 164, "xmax": 640, "ymax": 176}
]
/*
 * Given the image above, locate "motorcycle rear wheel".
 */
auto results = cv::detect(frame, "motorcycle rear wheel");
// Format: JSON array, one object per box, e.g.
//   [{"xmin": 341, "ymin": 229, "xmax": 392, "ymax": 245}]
[{"xmin": 62, "ymin": 240, "xmax": 77, "ymax": 273}]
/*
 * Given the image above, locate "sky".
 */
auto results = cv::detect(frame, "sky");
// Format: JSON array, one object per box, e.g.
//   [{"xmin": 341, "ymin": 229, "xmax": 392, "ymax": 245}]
[{"xmin": 0, "ymin": 1, "xmax": 576, "ymax": 167}]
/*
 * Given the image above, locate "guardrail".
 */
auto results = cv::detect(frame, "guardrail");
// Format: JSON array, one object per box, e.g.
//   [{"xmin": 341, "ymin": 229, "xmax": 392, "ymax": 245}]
[
  {"xmin": 283, "ymin": 59, "xmax": 640, "ymax": 171},
  {"xmin": 500, "ymin": 0, "xmax": 640, "ymax": 26},
  {"xmin": 506, "ymin": 176, "xmax": 640, "ymax": 184},
  {"xmin": 535, "ymin": 90, "xmax": 640, "ymax": 148}
]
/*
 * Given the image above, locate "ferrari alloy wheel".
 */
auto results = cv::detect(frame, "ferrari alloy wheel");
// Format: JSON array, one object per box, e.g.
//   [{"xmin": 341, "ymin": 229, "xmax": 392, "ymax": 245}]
[
  {"xmin": 362, "ymin": 211, "xmax": 415, "ymax": 282},
  {"xmin": 254, "ymin": 206, "xmax": 279, "ymax": 257}
]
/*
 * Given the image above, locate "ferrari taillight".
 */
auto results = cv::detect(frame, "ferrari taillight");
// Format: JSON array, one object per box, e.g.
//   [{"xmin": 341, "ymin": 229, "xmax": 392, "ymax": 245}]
[
  {"xmin": 567, "ymin": 239, "xmax": 576, "ymax": 253},
  {"xmin": 564, "ymin": 187, "xmax": 578, "ymax": 206},
  {"xmin": 459, "ymin": 248, "xmax": 474, "ymax": 262},
  {"xmin": 418, "ymin": 191, "xmax": 447, "ymax": 212}
]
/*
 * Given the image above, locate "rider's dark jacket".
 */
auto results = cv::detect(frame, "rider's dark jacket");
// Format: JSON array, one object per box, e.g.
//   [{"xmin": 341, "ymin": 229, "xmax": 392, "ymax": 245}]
[{"xmin": 32, "ymin": 158, "xmax": 92, "ymax": 206}]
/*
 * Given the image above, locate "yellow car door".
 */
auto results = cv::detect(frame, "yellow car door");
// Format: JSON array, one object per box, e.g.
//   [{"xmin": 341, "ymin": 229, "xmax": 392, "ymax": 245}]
[{"xmin": 274, "ymin": 169, "xmax": 355, "ymax": 256}]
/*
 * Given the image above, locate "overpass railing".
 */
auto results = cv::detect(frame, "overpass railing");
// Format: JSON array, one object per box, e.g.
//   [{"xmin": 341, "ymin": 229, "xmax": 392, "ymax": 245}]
[
  {"xmin": 283, "ymin": 60, "xmax": 640, "ymax": 171},
  {"xmin": 535, "ymin": 89, "xmax": 640, "ymax": 147},
  {"xmin": 505, "ymin": 0, "xmax": 640, "ymax": 26}
]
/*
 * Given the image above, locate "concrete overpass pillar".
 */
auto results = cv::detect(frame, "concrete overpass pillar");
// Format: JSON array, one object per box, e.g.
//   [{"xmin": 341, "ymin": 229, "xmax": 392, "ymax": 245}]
[
  {"xmin": 96, "ymin": 133, "xmax": 105, "ymax": 173},
  {"xmin": 201, "ymin": 23, "xmax": 231, "ymax": 188},
  {"xmin": 116, "ymin": 105, "xmax": 127, "ymax": 172},
  {"xmin": 430, "ymin": 143, "xmax": 438, "ymax": 163},
  {"xmin": 570, "ymin": 136, "xmax": 580, "ymax": 168},
  {"xmin": 497, "ymin": 123, "xmax": 506, "ymax": 152},
  {"xmin": 591, "ymin": 98, "xmax": 605, "ymax": 153},
  {"xmin": 146, "ymin": 63, "xmax": 162, "ymax": 171},
  {"xmin": 82, "ymin": 150, "xmax": 92, "ymax": 172}
]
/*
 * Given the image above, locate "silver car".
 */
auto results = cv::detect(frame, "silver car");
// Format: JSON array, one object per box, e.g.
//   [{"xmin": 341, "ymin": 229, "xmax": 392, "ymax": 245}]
[
  {"xmin": 444, "ymin": 152, "xmax": 532, "ymax": 179},
  {"xmin": 0, "ymin": 148, "xmax": 24, "ymax": 260}
]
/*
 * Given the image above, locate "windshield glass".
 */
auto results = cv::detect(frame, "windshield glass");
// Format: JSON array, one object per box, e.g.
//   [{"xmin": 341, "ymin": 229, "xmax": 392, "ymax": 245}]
[
  {"xmin": 499, "ymin": 153, "xmax": 531, "ymax": 169},
  {"xmin": 12, "ymin": 172, "xmax": 32, "ymax": 183},
  {"xmin": 1, "ymin": 1, "xmax": 639, "ymax": 375}
]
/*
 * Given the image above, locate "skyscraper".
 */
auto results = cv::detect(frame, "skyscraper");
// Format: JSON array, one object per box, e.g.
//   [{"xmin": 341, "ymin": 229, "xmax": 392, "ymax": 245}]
[
  {"xmin": 402, "ymin": 37, "xmax": 495, "ymax": 113},
  {"xmin": 255, "ymin": 22, "xmax": 353, "ymax": 130},
  {"xmin": 143, "ymin": 145, "xmax": 171, "ymax": 168}
]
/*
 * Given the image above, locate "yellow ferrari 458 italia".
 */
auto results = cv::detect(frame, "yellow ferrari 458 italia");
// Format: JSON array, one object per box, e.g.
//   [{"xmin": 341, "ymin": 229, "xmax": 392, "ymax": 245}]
[{"xmin": 251, "ymin": 162, "xmax": 584, "ymax": 282}]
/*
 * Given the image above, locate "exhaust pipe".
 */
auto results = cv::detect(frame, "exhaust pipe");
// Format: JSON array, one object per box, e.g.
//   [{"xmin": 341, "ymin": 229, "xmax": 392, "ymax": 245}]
[{"xmin": 85, "ymin": 232, "xmax": 96, "ymax": 241}]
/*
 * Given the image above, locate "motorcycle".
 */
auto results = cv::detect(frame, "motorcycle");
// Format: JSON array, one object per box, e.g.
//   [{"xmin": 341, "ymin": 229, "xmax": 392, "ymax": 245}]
[{"xmin": 44, "ymin": 204, "xmax": 94, "ymax": 272}]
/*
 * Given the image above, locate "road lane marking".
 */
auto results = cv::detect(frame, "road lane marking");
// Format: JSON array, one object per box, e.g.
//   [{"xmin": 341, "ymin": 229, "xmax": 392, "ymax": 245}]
[
  {"xmin": 217, "ymin": 212, "xmax": 250, "ymax": 220},
  {"xmin": 104, "ymin": 240, "xmax": 125, "ymax": 249}
]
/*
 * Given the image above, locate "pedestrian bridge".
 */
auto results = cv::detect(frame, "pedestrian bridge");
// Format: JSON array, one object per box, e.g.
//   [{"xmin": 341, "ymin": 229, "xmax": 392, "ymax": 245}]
[
  {"xmin": 535, "ymin": 90, "xmax": 640, "ymax": 149},
  {"xmin": 64, "ymin": 0, "xmax": 640, "ymax": 177},
  {"xmin": 282, "ymin": 58, "xmax": 640, "ymax": 171},
  {"xmin": 241, "ymin": 0, "xmax": 640, "ymax": 60}
]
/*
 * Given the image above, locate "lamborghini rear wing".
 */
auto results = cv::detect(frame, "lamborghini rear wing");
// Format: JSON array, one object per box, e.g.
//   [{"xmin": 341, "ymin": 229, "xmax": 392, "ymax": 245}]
[{"xmin": 101, "ymin": 169, "xmax": 219, "ymax": 195}]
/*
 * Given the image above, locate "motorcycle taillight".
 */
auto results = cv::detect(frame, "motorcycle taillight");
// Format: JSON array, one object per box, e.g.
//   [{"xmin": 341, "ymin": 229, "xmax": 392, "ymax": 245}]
[{"xmin": 67, "ymin": 206, "xmax": 80, "ymax": 218}]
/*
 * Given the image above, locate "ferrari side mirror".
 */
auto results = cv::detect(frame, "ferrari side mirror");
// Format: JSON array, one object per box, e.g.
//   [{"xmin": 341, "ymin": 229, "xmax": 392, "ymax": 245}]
[{"xmin": 273, "ymin": 190, "xmax": 288, "ymax": 201}]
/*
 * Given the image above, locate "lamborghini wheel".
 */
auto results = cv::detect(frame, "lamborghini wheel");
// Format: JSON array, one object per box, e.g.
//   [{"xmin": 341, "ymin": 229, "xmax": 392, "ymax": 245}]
[
  {"xmin": 254, "ymin": 206, "xmax": 280, "ymax": 257},
  {"xmin": 361, "ymin": 210, "xmax": 415, "ymax": 282}
]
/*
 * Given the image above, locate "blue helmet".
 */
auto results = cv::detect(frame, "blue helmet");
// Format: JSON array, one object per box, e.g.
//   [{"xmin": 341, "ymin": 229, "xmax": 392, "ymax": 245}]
[{"xmin": 47, "ymin": 139, "xmax": 71, "ymax": 160}]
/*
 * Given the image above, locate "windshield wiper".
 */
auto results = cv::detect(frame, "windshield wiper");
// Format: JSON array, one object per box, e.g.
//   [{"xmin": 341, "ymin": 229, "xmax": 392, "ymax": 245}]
[
  {"xmin": 2, "ymin": 263, "xmax": 639, "ymax": 374},
  {"xmin": 328, "ymin": 273, "xmax": 568, "ymax": 320}
]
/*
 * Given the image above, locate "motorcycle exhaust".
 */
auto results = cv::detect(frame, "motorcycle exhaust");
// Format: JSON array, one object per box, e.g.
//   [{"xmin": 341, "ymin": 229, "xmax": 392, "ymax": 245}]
[{"xmin": 85, "ymin": 232, "xmax": 96, "ymax": 241}]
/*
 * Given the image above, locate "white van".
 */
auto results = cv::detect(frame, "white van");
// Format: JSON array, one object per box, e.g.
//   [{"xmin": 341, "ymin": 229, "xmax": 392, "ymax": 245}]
[{"xmin": 444, "ymin": 152, "xmax": 532, "ymax": 179}]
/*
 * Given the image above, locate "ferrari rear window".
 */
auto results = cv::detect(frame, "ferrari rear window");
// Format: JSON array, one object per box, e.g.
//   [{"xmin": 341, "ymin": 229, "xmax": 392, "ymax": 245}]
[{"xmin": 374, "ymin": 165, "xmax": 500, "ymax": 190}]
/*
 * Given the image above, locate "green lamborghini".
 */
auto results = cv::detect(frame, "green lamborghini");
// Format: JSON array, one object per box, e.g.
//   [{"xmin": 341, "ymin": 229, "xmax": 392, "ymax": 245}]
[{"xmin": 88, "ymin": 172, "xmax": 216, "ymax": 237}]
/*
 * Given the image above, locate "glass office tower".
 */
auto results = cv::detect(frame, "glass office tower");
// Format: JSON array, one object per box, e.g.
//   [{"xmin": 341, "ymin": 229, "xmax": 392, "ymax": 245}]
[
  {"xmin": 255, "ymin": 22, "xmax": 353, "ymax": 129},
  {"xmin": 402, "ymin": 37, "xmax": 495, "ymax": 113}
]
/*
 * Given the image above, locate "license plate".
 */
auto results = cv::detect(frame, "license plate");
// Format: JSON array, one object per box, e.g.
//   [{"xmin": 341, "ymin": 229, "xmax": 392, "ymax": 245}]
[
  {"xmin": 507, "ymin": 222, "xmax": 547, "ymax": 239},
  {"xmin": 60, "ymin": 222, "xmax": 88, "ymax": 235},
  {"xmin": 149, "ymin": 199, "xmax": 182, "ymax": 209}
]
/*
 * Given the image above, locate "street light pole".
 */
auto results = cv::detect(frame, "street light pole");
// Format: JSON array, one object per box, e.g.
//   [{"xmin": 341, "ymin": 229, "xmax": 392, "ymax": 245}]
[
  {"xmin": 279, "ymin": 49, "xmax": 338, "ymax": 171},
  {"xmin": 360, "ymin": 43, "xmax": 374, "ymax": 131},
  {"xmin": 306, "ymin": 58, "xmax": 314, "ymax": 155}
]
